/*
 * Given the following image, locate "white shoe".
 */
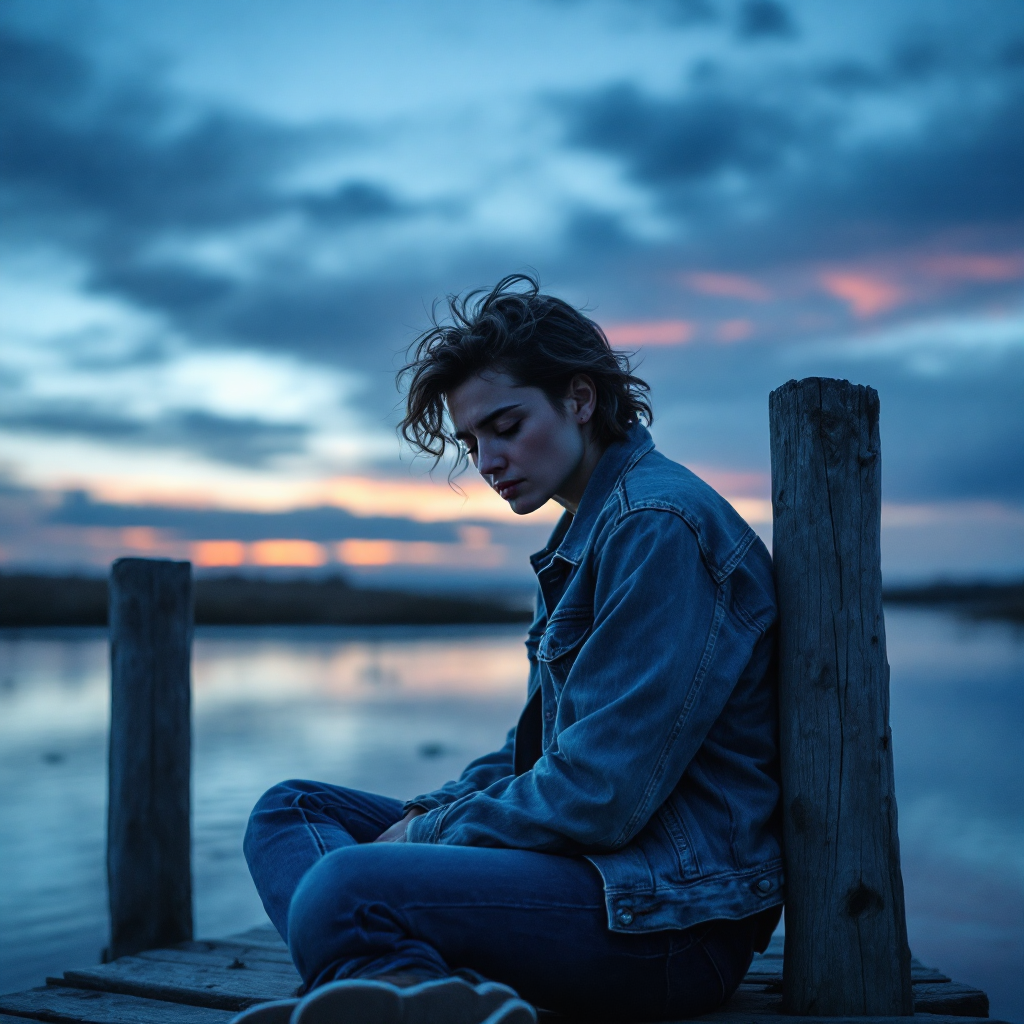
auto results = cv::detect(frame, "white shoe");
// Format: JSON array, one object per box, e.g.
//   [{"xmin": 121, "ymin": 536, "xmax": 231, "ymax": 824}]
[{"xmin": 290, "ymin": 975, "xmax": 535, "ymax": 1024}]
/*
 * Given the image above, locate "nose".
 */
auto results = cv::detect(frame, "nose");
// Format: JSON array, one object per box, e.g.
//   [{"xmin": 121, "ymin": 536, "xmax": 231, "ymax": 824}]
[{"xmin": 476, "ymin": 442, "xmax": 506, "ymax": 480}]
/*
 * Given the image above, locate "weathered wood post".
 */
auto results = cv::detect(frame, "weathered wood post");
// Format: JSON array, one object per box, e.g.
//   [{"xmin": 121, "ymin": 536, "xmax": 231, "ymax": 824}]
[
  {"xmin": 107, "ymin": 557, "xmax": 194, "ymax": 960},
  {"xmin": 769, "ymin": 378, "xmax": 913, "ymax": 1016}
]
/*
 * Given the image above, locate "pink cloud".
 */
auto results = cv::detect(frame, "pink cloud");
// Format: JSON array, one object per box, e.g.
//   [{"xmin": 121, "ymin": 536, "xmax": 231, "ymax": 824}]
[
  {"xmin": 715, "ymin": 318, "xmax": 755, "ymax": 342},
  {"xmin": 604, "ymin": 320, "xmax": 695, "ymax": 346},
  {"xmin": 683, "ymin": 272, "xmax": 771, "ymax": 301},
  {"xmin": 819, "ymin": 271, "xmax": 905, "ymax": 318},
  {"xmin": 923, "ymin": 252, "xmax": 1024, "ymax": 282}
]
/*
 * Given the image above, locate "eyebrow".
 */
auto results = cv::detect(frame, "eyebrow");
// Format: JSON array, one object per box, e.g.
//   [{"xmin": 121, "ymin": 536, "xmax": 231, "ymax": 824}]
[{"xmin": 453, "ymin": 403, "xmax": 522, "ymax": 442}]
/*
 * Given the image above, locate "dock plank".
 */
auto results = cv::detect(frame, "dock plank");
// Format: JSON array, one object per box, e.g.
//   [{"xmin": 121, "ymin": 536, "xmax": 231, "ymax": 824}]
[
  {"xmin": 719, "ymin": 983, "xmax": 988, "ymax": 1020},
  {"xmin": 3, "ymin": 919, "xmax": 991, "ymax": 1024},
  {"xmin": 911, "ymin": 984, "xmax": 988, "ymax": 1018},
  {"xmin": 133, "ymin": 949, "xmax": 298, "ymax": 978},
  {"xmin": 219, "ymin": 929, "xmax": 284, "ymax": 952},
  {"xmin": 697, "ymin": 1014, "xmax": 1011, "ymax": 1024},
  {"xmin": 170, "ymin": 942, "xmax": 290, "ymax": 966},
  {"xmin": 0, "ymin": 987, "xmax": 233, "ymax": 1024},
  {"xmin": 58, "ymin": 954, "xmax": 296, "ymax": 1012}
]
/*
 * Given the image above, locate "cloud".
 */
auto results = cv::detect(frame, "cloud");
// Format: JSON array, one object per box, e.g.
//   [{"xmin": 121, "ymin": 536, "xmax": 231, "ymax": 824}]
[
  {"xmin": 47, "ymin": 489, "xmax": 464, "ymax": 542},
  {"xmin": 683, "ymin": 272, "xmax": 771, "ymax": 301},
  {"xmin": 0, "ymin": 22, "xmax": 426, "ymax": 371},
  {"xmin": 555, "ymin": 41, "xmax": 1024, "ymax": 267},
  {"xmin": 818, "ymin": 272, "xmax": 906, "ymax": 319},
  {"xmin": 604, "ymin": 319, "xmax": 695, "ymax": 346},
  {"xmin": 0, "ymin": 406, "xmax": 309, "ymax": 467},
  {"xmin": 560, "ymin": 82, "xmax": 799, "ymax": 189},
  {"xmin": 736, "ymin": 0, "xmax": 796, "ymax": 40}
]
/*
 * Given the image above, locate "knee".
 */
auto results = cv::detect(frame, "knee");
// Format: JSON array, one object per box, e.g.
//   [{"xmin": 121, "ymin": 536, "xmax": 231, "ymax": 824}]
[
  {"xmin": 243, "ymin": 779, "xmax": 310, "ymax": 867},
  {"xmin": 286, "ymin": 847, "xmax": 357, "ymax": 972},
  {"xmin": 286, "ymin": 845, "xmax": 402, "ymax": 970},
  {"xmin": 252, "ymin": 779, "xmax": 315, "ymax": 815}
]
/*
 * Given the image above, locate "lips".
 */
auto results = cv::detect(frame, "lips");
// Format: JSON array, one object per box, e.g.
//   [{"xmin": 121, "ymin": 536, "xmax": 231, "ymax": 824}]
[{"xmin": 494, "ymin": 478, "xmax": 525, "ymax": 501}]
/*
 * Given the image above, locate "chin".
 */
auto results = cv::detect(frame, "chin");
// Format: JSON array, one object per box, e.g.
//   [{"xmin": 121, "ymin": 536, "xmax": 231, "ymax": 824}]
[{"xmin": 509, "ymin": 494, "xmax": 547, "ymax": 515}]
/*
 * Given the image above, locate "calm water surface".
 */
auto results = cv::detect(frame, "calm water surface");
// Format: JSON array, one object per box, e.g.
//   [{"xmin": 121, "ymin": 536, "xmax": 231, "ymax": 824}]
[{"xmin": 1, "ymin": 611, "xmax": 1021, "ymax": 1021}]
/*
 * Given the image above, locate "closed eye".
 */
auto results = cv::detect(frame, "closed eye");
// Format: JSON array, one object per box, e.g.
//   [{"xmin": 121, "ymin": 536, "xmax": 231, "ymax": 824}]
[{"xmin": 495, "ymin": 420, "xmax": 521, "ymax": 438}]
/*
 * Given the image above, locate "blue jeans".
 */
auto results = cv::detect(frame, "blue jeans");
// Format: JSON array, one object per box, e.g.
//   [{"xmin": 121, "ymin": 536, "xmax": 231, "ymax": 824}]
[{"xmin": 243, "ymin": 780, "xmax": 762, "ymax": 1021}]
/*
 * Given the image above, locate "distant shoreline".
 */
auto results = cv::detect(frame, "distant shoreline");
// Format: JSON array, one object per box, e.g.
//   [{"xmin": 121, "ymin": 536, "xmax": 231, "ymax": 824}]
[
  {"xmin": 3, "ymin": 573, "xmax": 1022, "ymax": 628},
  {"xmin": 882, "ymin": 580, "xmax": 1024, "ymax": 624},
  {"xmin": 0, "ymin": 573, "xmax": 532, "ymax": 627}
]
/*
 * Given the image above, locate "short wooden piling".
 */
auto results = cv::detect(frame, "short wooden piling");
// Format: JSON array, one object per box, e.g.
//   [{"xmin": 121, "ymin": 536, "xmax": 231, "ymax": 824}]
[
  {"xmin": 769, "ymin": 378, "xmax": 913, "ymax": 1016},
  {"xmin": 107, "ymin": 557, "xmax": 194, "ymax": 961}
]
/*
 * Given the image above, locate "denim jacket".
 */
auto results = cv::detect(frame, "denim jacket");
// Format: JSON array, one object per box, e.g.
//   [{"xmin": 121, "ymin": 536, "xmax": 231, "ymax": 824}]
[{"xmin": 405, "ymin": 424, "xmax": 784, "ymax": 933}]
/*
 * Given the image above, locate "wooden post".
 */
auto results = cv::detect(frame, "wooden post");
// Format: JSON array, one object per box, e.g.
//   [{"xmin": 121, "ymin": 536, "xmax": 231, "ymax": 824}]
[
  {"xmin": 107, "ymin": 557, "xmax": 194, "ymax": 960},
  {"xmin": 769, "ymin": 378, "xmax": 913, "ymax": 1016}
]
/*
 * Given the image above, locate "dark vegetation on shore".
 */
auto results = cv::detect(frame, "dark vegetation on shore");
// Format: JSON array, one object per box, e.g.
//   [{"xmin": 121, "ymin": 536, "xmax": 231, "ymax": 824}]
[
  {"xmin": 883, "ymin": 580, "xmax": 1024, "ymax": 624},
  {"xmin": 3, "ymin": 573, "xmax": 1021, "ymax": 628},
  {"xmin": 0, "ymin": 573, "xmax": 532, "ymax": 627}
]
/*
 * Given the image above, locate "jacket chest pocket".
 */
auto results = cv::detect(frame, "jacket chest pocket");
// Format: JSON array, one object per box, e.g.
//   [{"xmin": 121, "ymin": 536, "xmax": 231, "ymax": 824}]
[{"xmin": 536, "ymin": 614, "xmax": 590, "ymax": 699}]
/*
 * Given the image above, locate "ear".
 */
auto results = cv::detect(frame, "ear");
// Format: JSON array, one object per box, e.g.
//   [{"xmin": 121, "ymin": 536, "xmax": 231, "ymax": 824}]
[{"xmin": 565, "ymin": 374, "xmax": 598, "ymax": 425}]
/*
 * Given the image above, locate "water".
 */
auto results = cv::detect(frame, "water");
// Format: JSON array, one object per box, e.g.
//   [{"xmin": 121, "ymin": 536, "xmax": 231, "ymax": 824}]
[{"xmin": 1, "ymin": 611, "xmax": 1021, "ymax": 1022}]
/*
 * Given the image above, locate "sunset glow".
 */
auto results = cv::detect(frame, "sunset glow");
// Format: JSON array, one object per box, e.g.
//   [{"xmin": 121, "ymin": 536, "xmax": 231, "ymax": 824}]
[
  {"xmin": 819, "ymin": 272, "xmax": 906, "ymax": 318},
  {"xmin": 250, "ymin": 539, "xmax": 329, "ymax": 567},
  {"xmin": 335, "ymin": 539, "xmax": 505, "ymax": 568},
  {"xmin": 604, "ymin": 321, "xmax": 695, "ymax": 347},
  {"xmin": 715, "ymin": 319, "xmax": 755, "ymax": 343},
  {"xmin": 683, "ymin": 273, "xmax": 771, "ymax": 302}
]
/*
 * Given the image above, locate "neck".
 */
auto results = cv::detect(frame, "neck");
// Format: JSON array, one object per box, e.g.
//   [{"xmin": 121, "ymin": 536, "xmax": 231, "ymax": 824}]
[{"xmin": 553, "ymin": 435, "xmax": 606, "ymax": 515}]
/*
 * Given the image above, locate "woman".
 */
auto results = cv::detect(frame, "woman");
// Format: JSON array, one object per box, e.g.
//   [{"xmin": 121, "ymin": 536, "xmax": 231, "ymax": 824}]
[{"xmin": 239, "ymin": 275, "xmax": 783, "ymax": 1024}]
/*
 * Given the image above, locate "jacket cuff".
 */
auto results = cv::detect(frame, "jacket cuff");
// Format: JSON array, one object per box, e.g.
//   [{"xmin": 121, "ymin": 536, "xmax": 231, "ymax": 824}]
[
  {"xmin": 405, "ymin": 805, "xmax": 446, "ymax": 844},
  {"xmin": 402, "ymin": 795, "xmax": 443, "ymax": 814}
]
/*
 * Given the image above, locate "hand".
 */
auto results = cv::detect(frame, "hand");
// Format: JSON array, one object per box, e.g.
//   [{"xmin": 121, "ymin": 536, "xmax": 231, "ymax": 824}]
[{"xmin": 374, "ymin": 807, "xmax": 425, "ymax": 843}]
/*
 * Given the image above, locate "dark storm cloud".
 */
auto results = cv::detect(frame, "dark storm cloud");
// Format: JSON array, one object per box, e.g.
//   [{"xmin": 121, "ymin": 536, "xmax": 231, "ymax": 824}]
[
  {"xmin": 0, "ymin": 22, "xmax": 423, "ymax": 362},
  {"xmin": 3, "ymin": 6, "xmax": 1023, "ymax": 520},
  {"xmin": 46, "ymin": 490, "xmax": 464, "ymax": 543},
  {"xmin": 736, "ymin": 1, "xmax": 795, "ymax": 40},
  {"xmin": 0, "ymin": 28, "xmax": 302, "ymax": 235},
  {"xmin": 302, "ymin": 182, "xmax": 409, "ymax": 223},
  {"xmin": 561, "ymin": 83, "xmax": 799, "ymax": 186},
  {"xmin": 556, "ymin": 49, "xmax": 1024, "ymax": 266},
  {"xmin": 0, "ymin": 406, "xmax": 309, "ymax": 467}
]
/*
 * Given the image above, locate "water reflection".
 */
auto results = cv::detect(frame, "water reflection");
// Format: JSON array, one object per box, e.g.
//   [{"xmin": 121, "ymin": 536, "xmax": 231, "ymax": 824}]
[{"xmin": 0, "ymin": 614, "xmax": 1020, "ymax": 1021}]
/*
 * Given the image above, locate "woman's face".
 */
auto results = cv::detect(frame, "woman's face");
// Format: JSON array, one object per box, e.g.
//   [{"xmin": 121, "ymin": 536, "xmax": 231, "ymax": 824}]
[{"xmin": 447, "ymin": 370, "xmax": 599, "ymax": 515}]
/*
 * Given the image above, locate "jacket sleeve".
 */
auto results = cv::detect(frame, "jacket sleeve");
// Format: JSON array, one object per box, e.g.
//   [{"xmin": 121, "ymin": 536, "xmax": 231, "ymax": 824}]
[{"xmin": 406, "ymin": 510, "xmax": 764, "ymax": 851}]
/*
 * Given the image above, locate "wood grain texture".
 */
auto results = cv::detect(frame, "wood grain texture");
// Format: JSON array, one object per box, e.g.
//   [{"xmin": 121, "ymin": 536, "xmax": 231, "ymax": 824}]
[
  {"xmin": 108, "ymin": 559, "xmax": 194, "ymax": 961},
  {"xmin": 695, "ymin": 1014, "xmax": 1011, "ymax": 1024},
  {"xmin": 60, "ymin": 955, "xmax": 297, "ymax": 1011},
  {"xmin": 0, "ymin": 987, "xmax": 232, "ymax": 1024},
  {"xmin": 769, "ymin": 379, "xmax": 913, "ymax": 1016}
]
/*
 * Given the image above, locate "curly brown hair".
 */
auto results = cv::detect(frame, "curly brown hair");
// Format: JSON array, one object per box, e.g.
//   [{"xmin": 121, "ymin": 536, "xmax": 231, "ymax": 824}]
[{"xmin": 398, "ymin": 273, "xmax": 652, "ymax": 465}]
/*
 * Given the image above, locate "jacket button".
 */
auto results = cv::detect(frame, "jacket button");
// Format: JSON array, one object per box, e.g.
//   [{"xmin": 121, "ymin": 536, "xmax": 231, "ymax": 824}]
[
  {"xmin": 616, "ymin": 909, "xmax": 634, "ymax": 925},
  {"xmin": 544, "ymin": 708, "xmax": 554, "ymax": 721},
  {"xmin": 757, "ymin": 879, "xmax": 773, "ymax": 893}
]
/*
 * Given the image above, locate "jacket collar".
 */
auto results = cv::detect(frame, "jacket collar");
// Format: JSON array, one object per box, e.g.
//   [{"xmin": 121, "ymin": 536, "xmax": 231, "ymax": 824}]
[{"xmin": 531, "ymin": 422, "xmax": 655, "ymax": 572}]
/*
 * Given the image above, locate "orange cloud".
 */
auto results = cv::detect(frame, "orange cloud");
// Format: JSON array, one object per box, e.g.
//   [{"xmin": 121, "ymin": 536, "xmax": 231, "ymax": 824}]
[
  {"xmin": 819, "ymin": 271, "xmax": 905, "ymax": 318},
  {"xmin": 604, "ymin": 320, "xmax": 695, "ymax": 347},
  {"xmin": 192, "ymin": 540, "xmax": 246, "ymax": 567},
  {"xmin": 88, "ymin": 472, "xmax": 562, "ymax": 525},
  {"xmin": 120, "ymin": 526, "xmax": 164, "ymax": 552},
  {"xmin": 683, "ymin": 272, "xmax": 771, "ymax": 301},
  {"xmin": 715, "ymin": 319, "xmax": 755, "ymax": 343},
  {"xmin": 923, "ymin": 253, "xmax": 1024, "ymax": 282},
  {"xmin": 336, "ymin": 538, "xmax": 504, "ymax": 568},
  {"xmin": 250, "ymin": 539, "xmax": 328, "ymax": 567}
]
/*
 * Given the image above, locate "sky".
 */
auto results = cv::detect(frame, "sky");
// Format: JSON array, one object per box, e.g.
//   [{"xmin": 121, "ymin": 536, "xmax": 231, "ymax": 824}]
[{"xmin": 1, "ymin": 0, "xmax": 1022, "ymax": 587}]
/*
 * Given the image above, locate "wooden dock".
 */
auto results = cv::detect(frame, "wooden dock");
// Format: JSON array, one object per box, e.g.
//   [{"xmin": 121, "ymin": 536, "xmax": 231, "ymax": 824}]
[
  {"xmin": 2, "ymin": 380, "xmax": 1004, "ymax": 1024},
  {"xmin": 0, "ymin": 923, "xmax": 1003, "ymax": 1024}
]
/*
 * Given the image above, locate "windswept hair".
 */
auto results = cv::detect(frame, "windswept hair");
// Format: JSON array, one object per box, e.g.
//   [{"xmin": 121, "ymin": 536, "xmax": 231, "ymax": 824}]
[{"xmin": 398, "ymin": 273, "xmax": 652, "ymax": 464}]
